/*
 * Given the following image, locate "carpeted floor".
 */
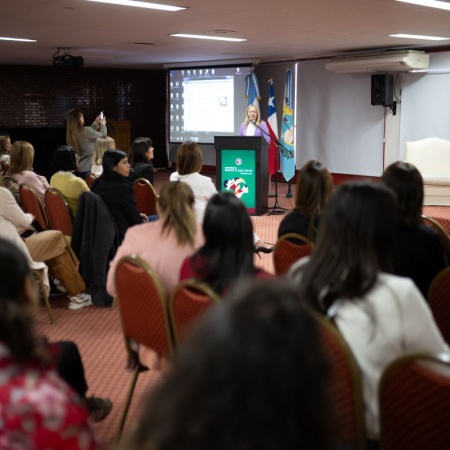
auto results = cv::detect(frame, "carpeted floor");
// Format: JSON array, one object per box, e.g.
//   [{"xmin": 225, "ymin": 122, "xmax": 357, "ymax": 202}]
[
  {"xmin": 35, "ymin": 169, "xmax": 293, "ymax": 448},
  {"xmin": 35, "ymin": 169, "xmax": 450, "ymax": 448}
]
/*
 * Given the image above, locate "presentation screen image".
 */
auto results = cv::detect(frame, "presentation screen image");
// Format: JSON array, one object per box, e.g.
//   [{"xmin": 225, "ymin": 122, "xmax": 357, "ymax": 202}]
[{"xmin": 168, "ymin": 65, "xmax": 251, "ymax": 144}]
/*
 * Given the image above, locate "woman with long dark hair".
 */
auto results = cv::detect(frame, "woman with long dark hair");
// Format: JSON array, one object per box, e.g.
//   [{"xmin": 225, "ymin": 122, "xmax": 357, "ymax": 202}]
[
  {"xmin": 66, "ymin": 109, "xmax": 107, "ymax": 177},
  {"xmin": 180, "ymin": 192, "xmax": 272, "ymax": 294},
  {"xmin": 381, "ymin": 161, "xmax": 448, "ymax": 298},
  {"xmin": 288, "ymin": 181, "xmax": 449, "ymax": 445},
  {"xmin": 278, "ymin": 159, "xmax": 333, "ymax": 241},
  {"xmin": 120, "ymin": 280, "xmax": 332, "ymax": 450},
  {"xmin": 91, "ymin": 149, "xmax": 145, "ymax": 242},
  {"xmin": 128, "ymin": 136, "xmax": 156, "ymax": 185},
  {"xmin": 0, "ymin": 238, "xmax": 105, "ymax": 448}
]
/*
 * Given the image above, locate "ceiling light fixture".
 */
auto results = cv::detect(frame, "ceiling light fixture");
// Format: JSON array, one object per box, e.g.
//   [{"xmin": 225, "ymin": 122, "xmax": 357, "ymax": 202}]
[
  {"xmin": 389, "ymin": 33, "xmax": 449, "ymax": 40},
  {"xmin": 396, "ymin": 0, "xmax": 450, "ymax": 11},
  {"xmin": 0, "ymin": 36, "xmax": 36, "ymax": 42},
  {"xmin": 170, "ymin": 33, "xmax": 246, "ymax": 42},
  {"xmin": 86, "ymin": 0, "xmax": 185, "ymax": 12}
]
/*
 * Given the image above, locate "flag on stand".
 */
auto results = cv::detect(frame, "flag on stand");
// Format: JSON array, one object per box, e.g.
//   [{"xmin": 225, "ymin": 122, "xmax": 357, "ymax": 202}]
[
  {"xmin": 280, "ymin": 69, "xmax": 295, "ymax": 182},
  {"xmin": 244, "ymin": 66, "xmax": 261, "ymax": 117},
  {"xmin": 267, "ymin": 79, "xmax": 279, "ymax": 176}
]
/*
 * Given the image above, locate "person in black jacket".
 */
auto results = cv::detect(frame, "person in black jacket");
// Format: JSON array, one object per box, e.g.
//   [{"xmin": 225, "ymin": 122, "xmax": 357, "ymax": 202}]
[
  {"xmin": 91, "ymin": 150, "xmax": 146, "ymax": 243},
  {"xmin": 382, "ymin": 161, "xmax": 448, "ymax": 299},
  {"xmin": 128, "ymin": 137, "xmax": 155, "ymax": 185}
]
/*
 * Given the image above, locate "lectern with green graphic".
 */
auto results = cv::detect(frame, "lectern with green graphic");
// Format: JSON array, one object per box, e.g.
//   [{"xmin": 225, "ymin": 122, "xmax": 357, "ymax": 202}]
[{"xmin": 214, "ymin": 136, "xmax": 268, "ymax": 215}]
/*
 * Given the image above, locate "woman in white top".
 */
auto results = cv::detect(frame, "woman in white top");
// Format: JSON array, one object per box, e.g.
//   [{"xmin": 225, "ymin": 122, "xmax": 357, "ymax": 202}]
[
  {"xmin": 169, "ymin": 141, "xmax": 272, "ymax": 253},
  {"xmin": 91, "ymin": 136, "xmax": 116, "ymax": 176},
  {"xmin": 0, "ymin": 134, "xmax": 12, "ymax": 165},
  {"xmin": 288, "ymin": 181, "xmax": 449, "ymax": 444}
]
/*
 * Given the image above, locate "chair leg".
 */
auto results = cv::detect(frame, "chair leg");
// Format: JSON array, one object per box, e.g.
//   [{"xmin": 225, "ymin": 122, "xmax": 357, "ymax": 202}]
[
  {"xmin": 32, "ymin": 270, "xmax": 55, "ymax": 324},
  {"xmin": 116, "ymin": 363, "xmax": 140, "ymax": 442}
]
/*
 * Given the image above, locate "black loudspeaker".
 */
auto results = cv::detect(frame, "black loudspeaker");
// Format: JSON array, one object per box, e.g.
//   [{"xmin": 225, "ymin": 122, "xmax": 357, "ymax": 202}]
[{"xmin": 371, "ymin": 74, "xmax": 393, "ymax": 106}]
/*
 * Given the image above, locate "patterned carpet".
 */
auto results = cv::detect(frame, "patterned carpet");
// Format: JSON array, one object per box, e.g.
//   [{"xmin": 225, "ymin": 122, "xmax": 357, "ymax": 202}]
[
  {"xmin": 34, "ymin": 169, "xmax": 450, "ymax": 447},
  {"xmin": 35, "ymin": 169, "xmax": 292, "ymax": 448}
]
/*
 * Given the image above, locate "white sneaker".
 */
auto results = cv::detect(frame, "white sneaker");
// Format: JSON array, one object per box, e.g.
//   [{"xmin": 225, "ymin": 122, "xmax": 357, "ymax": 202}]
[
  {"xmin": 56, "ymin": 283, "xmax": 67, "ymax": 293},
  {"xmin": 68, "ymin": 293, "xmax": 93, "ymax": 310}
]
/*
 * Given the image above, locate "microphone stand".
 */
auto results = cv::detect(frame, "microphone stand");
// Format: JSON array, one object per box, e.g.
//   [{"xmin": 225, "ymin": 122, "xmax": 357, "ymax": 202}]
[{"xmin": 250, "ymin": 121, "xmax": 290, "ymax": 216}]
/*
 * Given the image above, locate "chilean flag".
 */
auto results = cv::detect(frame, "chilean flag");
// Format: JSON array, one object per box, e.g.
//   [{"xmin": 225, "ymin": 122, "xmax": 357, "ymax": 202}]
[{"xmin": 267, "ymin": 79, "xmax": 279, "ymax": 175}]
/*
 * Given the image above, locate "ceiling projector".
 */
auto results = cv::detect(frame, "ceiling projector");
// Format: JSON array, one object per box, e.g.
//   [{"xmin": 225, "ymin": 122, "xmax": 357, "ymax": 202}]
[{"xmin": 53, "ymin": 53, "xmax": 84, "ymax": 67}]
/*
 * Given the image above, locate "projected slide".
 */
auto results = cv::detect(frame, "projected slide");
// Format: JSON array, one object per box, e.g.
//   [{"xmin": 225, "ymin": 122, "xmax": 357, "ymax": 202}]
[{"xmin": 169, "ymin": 65, "xmax": 250, "ymax": 144}]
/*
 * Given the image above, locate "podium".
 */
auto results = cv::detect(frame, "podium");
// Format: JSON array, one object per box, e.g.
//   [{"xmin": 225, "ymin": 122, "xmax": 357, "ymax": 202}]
[{"xmin": 214, "ymin": 136, "xmax": 268, "ymax": 215}]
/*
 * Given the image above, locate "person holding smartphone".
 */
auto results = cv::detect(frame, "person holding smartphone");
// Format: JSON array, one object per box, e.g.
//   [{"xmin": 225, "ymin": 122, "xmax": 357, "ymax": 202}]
[{"xmin": 66, "ymin": 109, "xmax": 107, "ymax": 179}]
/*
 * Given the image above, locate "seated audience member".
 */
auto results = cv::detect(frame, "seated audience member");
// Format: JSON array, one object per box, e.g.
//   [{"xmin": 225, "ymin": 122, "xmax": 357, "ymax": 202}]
[
  {"xmin": 278, "ymin": 159, "xmax": 333, "ymax": 241},
  {"xmin": 91, "ymin": 136, "xmax": 116, "ymax": 176},
  {"xmin": 381, "ymin": 161, "xmax": 448, "ymax": 298},
  {"xmin": 0, "ymin": 179, "xmax": 93, "ymax": 310},
  {"xmin": 91, "ymin": 150, "xmax": 146, "ymax": 243},
  {"xmin": 0, "ymin": 238, "xmax": 107, "ymax": 449},
  {"xmin": 120, "ymin": 280, "xmax": 331, "ymax": 450},
  {"xmin": 180, "ymin": 192, "xmax": 272, "ymax": 294},
  {"xmin": 7, "ymin": 140, "xmax": 49, "ymax": 204},
  {"xmin": 170, "ymin": 141, "xmax": 272, "ymax": 253},
  {"xmin": 0, "ymin": 133, "xmax": 12, "ymax": 165},
  {"xmin": 107, "ymin": 181, "xmax": 203, "ymax": 298},
  {"xmin": 50, "ymin": 146, "xmax": 90, "ymax": 217},
  {"xmin": 128, "ymin": 137, "xmax": 156, "ymax": 185},
  {"xmin": 288, "ymin": 181, "xmax": 449, "ymax": 446}
]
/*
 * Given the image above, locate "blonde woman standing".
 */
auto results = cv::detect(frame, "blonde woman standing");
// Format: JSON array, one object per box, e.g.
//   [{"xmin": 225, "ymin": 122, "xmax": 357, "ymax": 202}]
[{"xmin": 66, "ymin": 109, "xmax": 107, "ymax": 178}]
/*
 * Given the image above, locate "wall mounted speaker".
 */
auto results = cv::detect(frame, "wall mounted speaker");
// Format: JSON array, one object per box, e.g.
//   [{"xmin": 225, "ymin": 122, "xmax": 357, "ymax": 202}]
[{"xmin": 371, "ymin": 74, "xmax": 393, "ymax": 106}]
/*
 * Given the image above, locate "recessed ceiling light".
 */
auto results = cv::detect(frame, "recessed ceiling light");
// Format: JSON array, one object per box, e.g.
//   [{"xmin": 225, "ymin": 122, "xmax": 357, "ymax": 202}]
[
  {"xmin": 86, "ymin": 0, "xmax": 185, "ymax": 12},
  {"xmin": 389, "ymin": 33, "xmax": 449, "ymax": 40},
  {"xmin": 396, "ymin": 0, "xmax": 450, "ymax": 11},
  {"xmin": 0, "ymin": 36, "xmax": 36, "ymax": 42},
  {"xmin": 170, "ymin": 33, "xmax": 246, "ymax": 42}
]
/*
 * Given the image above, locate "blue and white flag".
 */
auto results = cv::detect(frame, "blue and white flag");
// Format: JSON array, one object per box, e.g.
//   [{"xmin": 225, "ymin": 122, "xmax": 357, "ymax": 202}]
[
  {"xmin": 280, "ymin": 69, "xmax": 295, "ymax": 182},
  {"xmin": 267, "ymin": 79, "xmax": 279, "ymax": 175},
  {"xmin": 245, "ymin": 67, "xmax": 261, "ymax": 117}
]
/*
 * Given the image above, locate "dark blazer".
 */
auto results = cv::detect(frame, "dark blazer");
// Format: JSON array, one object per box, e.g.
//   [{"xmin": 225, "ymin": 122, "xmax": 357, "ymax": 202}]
[
  {"xmin": 128, "ymin": 162, "xmax": 155, "ymax": 185},
  {"xmin": 392, "ymin": 224, "xmax": 448, "ymax": 299},
  {"xmin": 72, "ymin": 191, "xmax": 119, "ymax": 307},
  {"xmin": 278, "ymin": 209, "xmax": 320, "ymax": 241},
  {"xmin": 91, "ymin": 175, "xmax": 143, "ymax": 243}
]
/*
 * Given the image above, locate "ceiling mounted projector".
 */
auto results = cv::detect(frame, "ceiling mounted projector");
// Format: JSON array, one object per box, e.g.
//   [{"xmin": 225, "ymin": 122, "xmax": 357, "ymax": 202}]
[{"xmin": 52, "ymin": 48, "xmax": 84, "ymax": 67}]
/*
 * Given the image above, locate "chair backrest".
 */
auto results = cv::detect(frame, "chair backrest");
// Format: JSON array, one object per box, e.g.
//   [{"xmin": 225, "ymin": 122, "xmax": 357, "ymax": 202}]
[
  {"xmin": 133, "ymin": 177, "xmax": 157, "ymax": 216},
  {"xmin": 169, "ymin": 279, "xmax": 220, "ymax": 346},
  {"xmin": 85, "ymin": 172, "xmax": 98, "ymax": 189},
  {"xmin": 19, "ymin": 183, "xmax": 49, "ymax": 230},
  {"xmin": 428, "ymin": 267, "xmax": 450, "ymax": 343},
  {"xmin": 312, "ymin": 313, "xmax": 366, "ymax": 450},
  {"xmin": 3, "ymin": 176, "xmax": 20, "ymax": 205},
  {"xmin": 379, "ymin": 352, "xmax": 450, "ymax": 449},
  {"xmin": 115, "ymin": 255, "xmax": 174, "ymax": 358},
  {"xmin": 422, "ymin": 214, "xmax": 450, "ymax": 251},
  {"xmin": 273, "ymin": 232, "xmax": 314, "ymax": 276},
  {"xmin": 44, "ymin": 187, "xmax": 73, "ymax": 237}
]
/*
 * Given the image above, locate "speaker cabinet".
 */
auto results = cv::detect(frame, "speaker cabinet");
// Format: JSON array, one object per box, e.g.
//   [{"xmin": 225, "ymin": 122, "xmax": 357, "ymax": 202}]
[{"xmin": 371, "ymin": 74, "xmax": 393, "ymax": 106}]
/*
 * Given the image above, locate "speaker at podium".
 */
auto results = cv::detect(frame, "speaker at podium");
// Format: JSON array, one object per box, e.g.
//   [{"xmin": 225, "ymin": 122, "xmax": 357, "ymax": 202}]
[{"xmin": 214, "ymin": 136, "xmax": 268, "ymax": 215}]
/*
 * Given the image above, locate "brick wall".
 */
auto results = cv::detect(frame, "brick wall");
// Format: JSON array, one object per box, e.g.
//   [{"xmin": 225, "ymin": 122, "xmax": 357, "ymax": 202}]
[{"xmin": 0, "ymin": 65, "xmax": 167, "ymax": 178}]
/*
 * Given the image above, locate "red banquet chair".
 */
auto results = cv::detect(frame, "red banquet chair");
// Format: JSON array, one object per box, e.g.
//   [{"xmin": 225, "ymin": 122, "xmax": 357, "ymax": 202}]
[
  {"xmin": 169, "ymin": 279, "xmax": 220, "ymax": 346},
  {"xmin": 133, "ymin": 177, "xmax": 157, "ymax": 216},
  {"xmin": 114, "ymin": 254, "xmax": 174, "ymax": 440},
  {"xmin": 19, "ymin": 183, "xmax": 49, "ymax": 230},
  {"xmin": 44, "ymin": 187, "xmax": 74, "ymax": 239},
  {"xmin": 379, "ymin": 352, "xmax": 450, "ymax": 449},
  {"xmin": 273, "ymin": 232, "xmax": 314, "ymax": 276}
]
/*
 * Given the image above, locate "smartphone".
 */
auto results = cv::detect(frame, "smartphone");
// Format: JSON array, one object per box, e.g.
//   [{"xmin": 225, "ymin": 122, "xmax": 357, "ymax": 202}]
[{"xmin": 100, "ymin": 111, "xmax": 104, "ymax": 120}]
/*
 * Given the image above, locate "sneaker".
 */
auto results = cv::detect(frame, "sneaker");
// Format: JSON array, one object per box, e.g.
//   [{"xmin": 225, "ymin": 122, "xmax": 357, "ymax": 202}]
[
  {"xmin": 86, "ymin": 396, "xmax": 113, "ymax": 422},
  {"xmin": 68, "ymin": 293, "xmax": 93, "ymax": 310}
]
